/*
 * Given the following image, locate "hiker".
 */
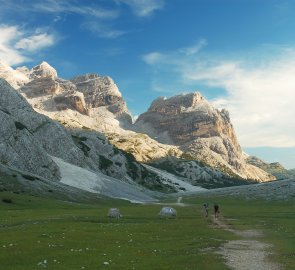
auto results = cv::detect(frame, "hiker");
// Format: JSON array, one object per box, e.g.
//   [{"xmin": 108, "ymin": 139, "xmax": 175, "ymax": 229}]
[
  {"xmin": 203, "ymin": 203, "xmax": 209, "ymax": 217},
  {"xmin": 214, "ymin": 204, "xmax": 219, "ymax": 219}
]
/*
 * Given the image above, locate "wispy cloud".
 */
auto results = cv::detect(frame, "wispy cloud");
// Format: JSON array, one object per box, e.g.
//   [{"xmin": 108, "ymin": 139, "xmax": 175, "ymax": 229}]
[
  {"xmin": 81, "ymin": 21, "xmax": 125, "ymax": 39},
  {"xmin": 142, "ymin": 52, "xmax": 163, "ymax": 65},
  {"xmin": 15, "ymin": 33, "xmax": 55, "ymax": 52},
  {"xmin": 0, "ymin": 0, "xmax": 122, "ymax": 39},
  {"xmin": 143, "ymin": 43, "xmax": 295, "ymax": 148},
  {"xmin": 179, "ymin": 39, "xmax": 207, "ymax": 56},
  {"xmin": 116, "ymin": 0, "xmax": 165, "ymax": 17},
  {"xmin": 0, "ymin": 0, "xmax": 165, "ymax": 40},
  {"xmin": 0, "ymin": 25, "xmax": 56, "ymax": 65},
  {"xmin": 142, "ymin": 39, "xmax": 208, "ymax": 65},
  {"xmin": 32, "ymin": 0, "xmax": 119, "ymax": 19},
  {"xmin": 0, "ymin": 0, "xmax": 119, "ymax": 20}
]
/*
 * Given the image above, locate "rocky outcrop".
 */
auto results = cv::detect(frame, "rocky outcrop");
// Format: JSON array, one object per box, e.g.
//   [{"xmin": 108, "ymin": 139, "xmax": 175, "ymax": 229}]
[
  {"xmin": 0, "ymin": 60, "xmax": 29, "ymax": 89},
  {"xmin": 135, "ymin": 92, "xmax": 274, "ymax": 181},
  {"xmin": 30, "ymin": 61, "xmax": 58, "ymax": 79},
  {"xmin": 71, "ymin": 74, "xmax": 132, "ymax": 123},
  {"xmin": 20, "ymin": 77, "xmax": 61, "ymax": 97}
]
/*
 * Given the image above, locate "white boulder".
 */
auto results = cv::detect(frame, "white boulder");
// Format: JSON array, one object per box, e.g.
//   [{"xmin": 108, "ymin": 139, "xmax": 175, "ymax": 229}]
[{"xmin": 108, "ymin": 208, "xmax": 122, "ymax": 218}]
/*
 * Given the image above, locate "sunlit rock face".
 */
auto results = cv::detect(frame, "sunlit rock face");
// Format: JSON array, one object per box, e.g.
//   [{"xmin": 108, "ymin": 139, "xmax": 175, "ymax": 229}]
[
  {"xmin": 71, "ymin": 74, "xmax": 132, "ymax": 123},
  {"xmin": 29, "ymin": 61, "xmax": 58, "ymax": 80},
  {"xmin": 135, "ymin": 92, "xmax": 275, "ymax": 181}
]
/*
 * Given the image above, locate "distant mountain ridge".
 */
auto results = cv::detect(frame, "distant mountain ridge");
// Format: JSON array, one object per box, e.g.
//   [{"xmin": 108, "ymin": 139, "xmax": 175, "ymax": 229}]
[
  {"xmin": 0, "ymin": 60, "xmax": 278, "ymax": 195},
  {"xmin": 247, "ymin": 156, "xmax": 295, "ymax": 180}
]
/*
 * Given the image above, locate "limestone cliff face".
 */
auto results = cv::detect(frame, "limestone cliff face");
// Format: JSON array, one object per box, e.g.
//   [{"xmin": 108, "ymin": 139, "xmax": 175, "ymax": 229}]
[
  {"xmin": 136, "ymin": 93, "xmax": 240, "ymax": 149},
  {"xmin": 135, "ymin": 92, "xmax": 274, "ymax": 181},
  {"xmin": 71, "ymin": 74, "xmax": 132, "ymax": 123}
]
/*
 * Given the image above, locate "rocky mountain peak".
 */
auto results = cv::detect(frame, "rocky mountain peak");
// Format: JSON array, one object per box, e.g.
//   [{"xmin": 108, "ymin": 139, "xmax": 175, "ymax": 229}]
[
  {"xmin": 0, "ymin": 59, "xmax": 30, "ymax": 89},
  {"xmin": 30, "ymin": 61, "xmax": 58, "ymax": 80},
  {"xmin": 149, "ymin": 92, "xmax": 205, "ymax": 114},
  {"xmin": 70, "ymin": 73, "xmax": 131, "ymax": 122},
  {"xmin": 71, "ymin": 73, "xmax": 122, "ymax": 97},
  {"xmin": 136, "ymin": 93, "xmax": 233, "ymax": 146},
  {"xmin": 134, "ymin": 93, "xmax": 275, "ymax": 181}
]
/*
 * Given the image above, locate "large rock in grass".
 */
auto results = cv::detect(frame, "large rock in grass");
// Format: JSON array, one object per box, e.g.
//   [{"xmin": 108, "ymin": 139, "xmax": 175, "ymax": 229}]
[{"xmin": 159, "ymin": 207, "xmax": 177, "ymax": 217}]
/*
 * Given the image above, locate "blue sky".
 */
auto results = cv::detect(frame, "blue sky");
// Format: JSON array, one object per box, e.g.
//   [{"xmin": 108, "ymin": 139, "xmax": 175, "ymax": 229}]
[{"xmin": 0, "ymin": 0, "xmax": 294, "ymax": 168}]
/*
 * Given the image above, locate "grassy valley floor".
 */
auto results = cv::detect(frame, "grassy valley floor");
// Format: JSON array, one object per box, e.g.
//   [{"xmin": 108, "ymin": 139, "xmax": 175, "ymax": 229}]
[{"xmin": 0, "ymin": 191, "xmax": 294, "ymax": 269}]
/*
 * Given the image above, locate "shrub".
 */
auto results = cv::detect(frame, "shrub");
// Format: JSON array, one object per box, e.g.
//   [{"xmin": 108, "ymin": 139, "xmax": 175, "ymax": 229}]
[
  {"xmin": 99, "ymin": 156, "xmax": 113, "ymax": 170},
  {"xmin": 2, "ymin": 198, "xmax": 12, "ymax": 204},
  {"xmin": 15, "ymin": 121, "xmax": 27, "ymax": 130}
]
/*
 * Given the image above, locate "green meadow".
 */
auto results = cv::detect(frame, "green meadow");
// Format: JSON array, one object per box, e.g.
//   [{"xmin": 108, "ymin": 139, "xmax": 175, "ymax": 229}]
[{"xmin": 0, "ymin": 191, "xmax": 294, "ymax": 270}]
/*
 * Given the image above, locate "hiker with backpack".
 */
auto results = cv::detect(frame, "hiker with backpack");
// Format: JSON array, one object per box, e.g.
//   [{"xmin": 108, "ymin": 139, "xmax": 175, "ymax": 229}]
[{"xmin": 214, "ymin": 204, "xmax": 220, "ymax": 219}]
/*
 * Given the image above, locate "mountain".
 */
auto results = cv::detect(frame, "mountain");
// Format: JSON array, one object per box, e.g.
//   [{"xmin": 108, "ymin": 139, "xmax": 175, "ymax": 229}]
[
  {"xmin": 0, "ymin": 77, "xmax": 204, "ymax": 200},
  {"xmin": 0, "ymin": 60, "xmax": 275, "ymax": 195},
  {"xmin": 135, "ymin": 93, "xmax": 275, "ymax": 181},
  {"xmin": 246, "ymin": 156, "xmax": 295, "ymax": 180}
]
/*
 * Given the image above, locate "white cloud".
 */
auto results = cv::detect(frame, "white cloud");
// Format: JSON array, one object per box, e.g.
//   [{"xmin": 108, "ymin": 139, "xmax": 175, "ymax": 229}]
[
  {"xmin": 143, "ymin": 43, "xmax": 295, "ymax": 147},
  {"xmin": 0, "ymin": 25, "xmax": 56, "ymax": 65},
  {"xmin": 142, "ymin": 52, "xmax": 163, "ymax": 65},
  {"xmin": 0, "ymin": 0, "xmax": 119, "ymax": 20},
  {"xmin": 195, "ymin": 56, "xmax": 295, "ymax": 148},
  {"xmin": 15, "ymin": 33, "xmax": 55, "ymax": 52},
  {"xmin": 32, "ymin": 0, "xmax": 119, "ymax": 19},
  {"xmin": 179, "ymin": 39, "xmax": 207, "ymax": 56},
  {"xmin": 81, "ymin": 21, "xmax": 125, "ymax": 39},
  {"xmin": 117, "ymin": 0, "xmax": 165, "ymax": 17},
  {"xmin": 142, "ymin": 40, "xmax": 207, "ymax": 65},
  {"xmin": 0, "ymin": 25, "xmax": 27, "ymax": 65},
  {"xmin": 0, "ymin": 0, "xmax": 122, "ymax": 39}
]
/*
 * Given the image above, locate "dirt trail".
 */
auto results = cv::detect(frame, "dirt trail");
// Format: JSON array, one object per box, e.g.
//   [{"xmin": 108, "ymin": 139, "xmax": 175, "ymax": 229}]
[{"xmin": 212, "ymin": 217, "xmax": 282, "ymax": 270}]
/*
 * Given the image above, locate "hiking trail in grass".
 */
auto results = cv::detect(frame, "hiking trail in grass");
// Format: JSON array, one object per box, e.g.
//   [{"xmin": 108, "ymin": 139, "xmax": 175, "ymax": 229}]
[{"xmin": 213, "ymin": 217, "xmax": 282, "ymax": 270}]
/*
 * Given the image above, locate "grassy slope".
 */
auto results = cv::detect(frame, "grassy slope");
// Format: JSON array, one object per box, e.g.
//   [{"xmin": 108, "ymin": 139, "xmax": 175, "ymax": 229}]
[{"xmin": 0, "ymin": 191, "xmax": 294, "ymax": 269}]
